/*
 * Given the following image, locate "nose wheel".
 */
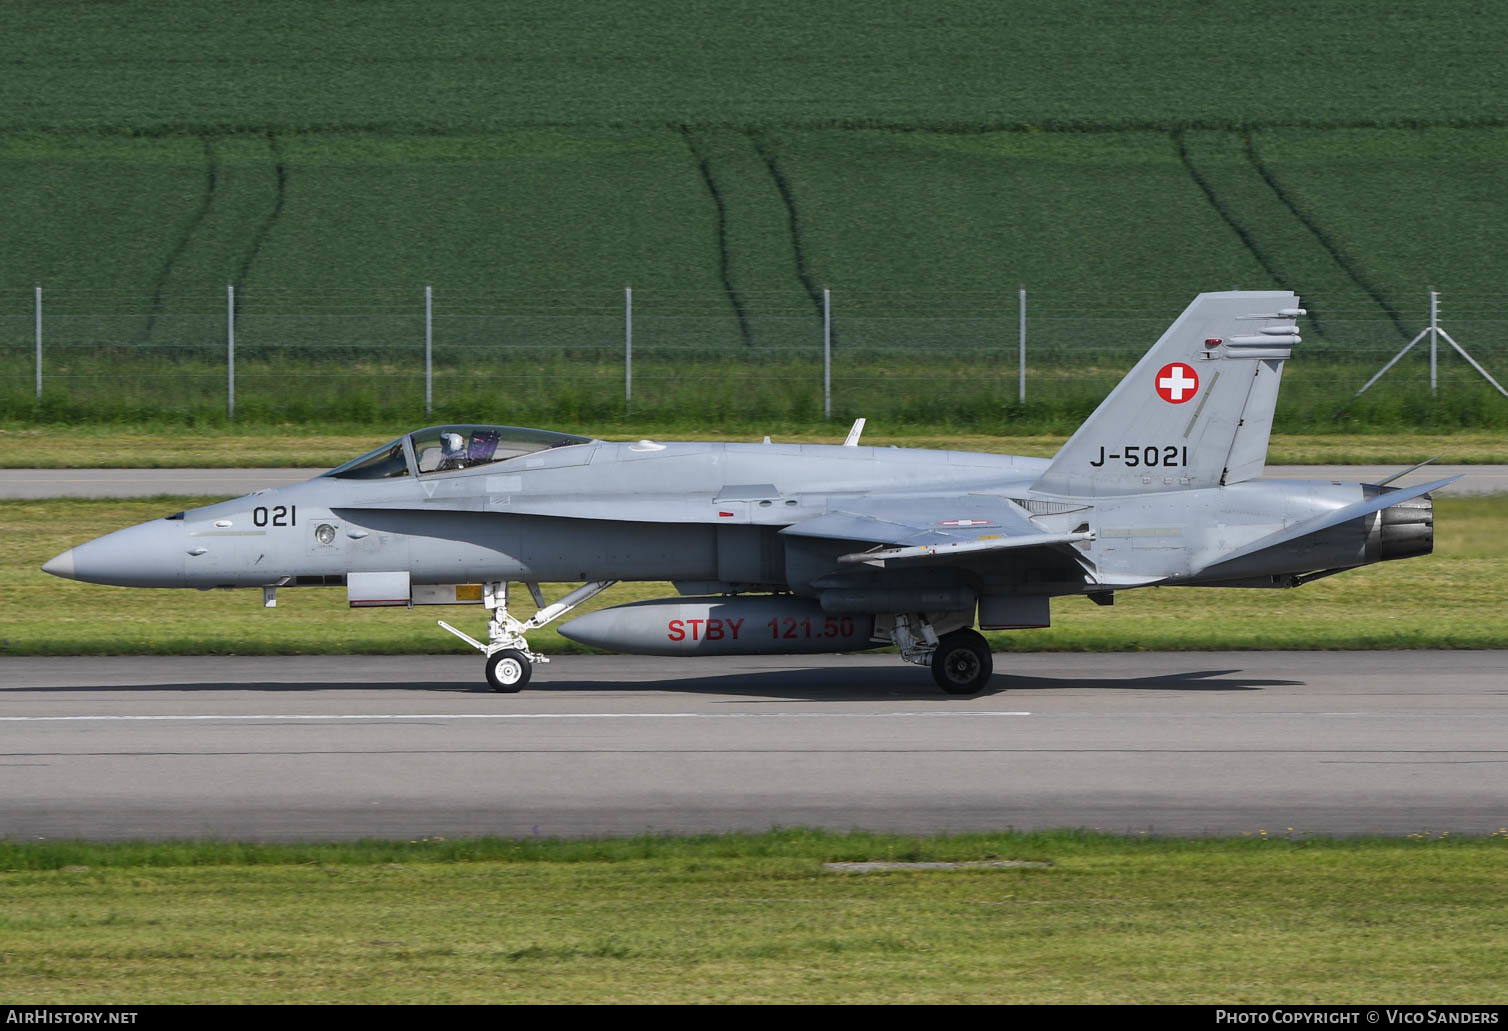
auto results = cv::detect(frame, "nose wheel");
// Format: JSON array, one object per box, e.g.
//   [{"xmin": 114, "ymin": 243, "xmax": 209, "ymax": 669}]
[{"xmin": 485, "ymin": 649, "xmax": 532, "ymax": 693}]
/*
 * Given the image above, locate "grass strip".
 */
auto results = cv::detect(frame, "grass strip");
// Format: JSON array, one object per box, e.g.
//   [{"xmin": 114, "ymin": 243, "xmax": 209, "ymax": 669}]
[
  {"xmin": 4, "ymin": 425, "xmax": 1508, "ymax": 467},
  {"xmin": 1, "ymin": 830, "xmax": 1505, "ymax": 1004}
]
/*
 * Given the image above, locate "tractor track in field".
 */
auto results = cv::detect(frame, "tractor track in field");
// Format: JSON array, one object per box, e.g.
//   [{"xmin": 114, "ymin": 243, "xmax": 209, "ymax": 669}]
[
  {"xmin": 230, "ymin": 130, "xmax": 288, "ymax": 313},
  {"xmin": 1243, "ymin": 131, "xmax": 1413, "ymax": 343},
  {"xmin": 681, "ymin": 126, "xmax": 755, "ymax": 350},
  {"xmin": 749, "ymin": 130, "xmax": 834, "ymax": 350},
  {"xmin": 141, "ymin": 135, "xmax": 219, "ymax": 346}
]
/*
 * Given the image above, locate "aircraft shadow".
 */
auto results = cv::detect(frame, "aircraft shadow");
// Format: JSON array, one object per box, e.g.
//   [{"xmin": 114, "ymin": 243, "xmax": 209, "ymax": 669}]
[
  {"xmin": 19, "ymin": 667, "xmax": 1293, "ymax": 700},
  {"xmin": 13, "ymin": 681, "xmax": 471, "ymax": 695},
  {"xmin": 528, "ymin": 666, "xmax": 1291, "ymax": 698}
]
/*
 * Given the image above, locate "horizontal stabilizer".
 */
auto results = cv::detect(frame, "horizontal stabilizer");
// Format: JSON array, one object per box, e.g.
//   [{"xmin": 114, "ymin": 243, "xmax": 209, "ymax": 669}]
[{"xmin": 1191, "ymin": 475, "xmax": 1458, "ymax": 576}]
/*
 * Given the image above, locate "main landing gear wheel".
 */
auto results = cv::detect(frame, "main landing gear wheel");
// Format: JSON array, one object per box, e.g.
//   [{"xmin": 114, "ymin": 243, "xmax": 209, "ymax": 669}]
[
  {"xmin": 931, "ymin": 629, "xmax": 993, "ymax": 695},
  {"xmin": 485, "ymin": 649, "xmax": 532, "ymax": 693}
]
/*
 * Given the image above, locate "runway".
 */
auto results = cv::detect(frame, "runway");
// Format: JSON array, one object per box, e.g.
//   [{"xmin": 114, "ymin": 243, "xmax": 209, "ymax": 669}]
[
  {"xmin": 3, "ymin": 651, "xmax": 1505, "ymax": 841},
  {"xmin": 3, "ymin": 465, "xmax": 1507, "ymax": 498}
]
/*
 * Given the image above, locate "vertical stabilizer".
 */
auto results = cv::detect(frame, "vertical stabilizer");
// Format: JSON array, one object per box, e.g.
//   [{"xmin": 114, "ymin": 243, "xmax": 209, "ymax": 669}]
[{"xmin": 1032, "ymin": 291, "xmax": 1303, "ymax": 497}]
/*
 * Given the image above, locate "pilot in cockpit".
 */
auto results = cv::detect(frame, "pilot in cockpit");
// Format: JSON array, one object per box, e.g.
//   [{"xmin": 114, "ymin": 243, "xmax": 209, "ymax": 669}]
[{"xmin": 438, "ymin": 431, "xmax": 469, "ymax": 470}]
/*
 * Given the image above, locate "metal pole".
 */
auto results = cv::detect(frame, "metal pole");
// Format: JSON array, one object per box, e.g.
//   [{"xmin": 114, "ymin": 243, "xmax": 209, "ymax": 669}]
[
  {"xmin": 1438, "ymin": 329, "xmax": 1508, "ymax": 399},
  {"xmin": 227, "ymin": 284, "xmax": 235, "ymax": 421},
  {"xmin": 1346, "ymin": 330, "xmax": 1427, "ymax": 402},
  {"xmin": 1429, "ymin": 289, "xmax": 1438, "ymax": 395},
  {"xmin": 34, "ymin": 285, "xmax": 41, "ymax": 400},
  {"xmin": 823, "ymin": 288, "xmax": 831, "ymax": 419},
  {"xmin": 425, "ymin": 285, "xmax": 433, "ymax": 416},
  {"xmin": 1018, "ymin": 286, "xmax": 1026, "ymax": 405},
  {"xmin": 1334, "ymin": 288, "xmax": 1452, "ymax": 420},
  {"xmin": 625, "ymin": 286, "xmax": 632, "ymax": 406}
]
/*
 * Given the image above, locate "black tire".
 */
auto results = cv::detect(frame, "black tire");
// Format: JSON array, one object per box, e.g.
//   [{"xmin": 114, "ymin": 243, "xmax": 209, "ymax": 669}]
[
  {"xmin": 930, "ymin": 629, "xmax": 993, "ymax": 695},
  {"xmin": 485, "ymin": 649, "xmax": 532, "ymax": 693}
]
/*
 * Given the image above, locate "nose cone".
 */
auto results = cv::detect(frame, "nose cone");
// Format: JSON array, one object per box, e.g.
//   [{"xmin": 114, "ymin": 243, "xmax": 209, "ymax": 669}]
[
  {"xmin": 42, "ymin": 548, "xmax": 76, "ymax": 579},
  {"xmin": 41, "ymin": 520, "xmax": 186, "ymax": 587}
]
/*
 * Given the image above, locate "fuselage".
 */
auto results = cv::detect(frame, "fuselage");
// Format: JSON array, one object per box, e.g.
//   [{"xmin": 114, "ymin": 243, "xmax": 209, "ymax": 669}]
[{"xmin": 42, "ymin": 437, "xmax": 1405, "ymax": 598}]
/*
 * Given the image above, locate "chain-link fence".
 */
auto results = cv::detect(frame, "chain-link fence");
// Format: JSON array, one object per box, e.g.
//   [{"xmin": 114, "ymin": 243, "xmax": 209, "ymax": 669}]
[{"xmin": 3, "ymin": 287, "xmax": 1505, "ymax": 429}]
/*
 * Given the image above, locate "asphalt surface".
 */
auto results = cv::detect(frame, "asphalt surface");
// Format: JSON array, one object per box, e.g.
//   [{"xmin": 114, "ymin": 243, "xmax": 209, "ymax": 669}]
[
  {"xmin": 3, "ymin": 651, "xmax": 1505, "ymax": 841},
  {"xmin": 2, "ymin": 465, "xmax": 1507, "ymax": 498}
]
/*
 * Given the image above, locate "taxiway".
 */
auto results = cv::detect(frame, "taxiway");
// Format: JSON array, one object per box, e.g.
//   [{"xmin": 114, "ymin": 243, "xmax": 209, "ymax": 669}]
[{"xmin": 3, "ymin": 651, "xmax": 1504, "ymax": 841}]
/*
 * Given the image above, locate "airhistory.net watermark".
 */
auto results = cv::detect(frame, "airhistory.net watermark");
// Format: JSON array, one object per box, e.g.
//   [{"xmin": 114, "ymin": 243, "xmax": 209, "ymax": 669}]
[{"xmin": 5, "ymin": 1013, "xmax": 137, "ymax": 1025}]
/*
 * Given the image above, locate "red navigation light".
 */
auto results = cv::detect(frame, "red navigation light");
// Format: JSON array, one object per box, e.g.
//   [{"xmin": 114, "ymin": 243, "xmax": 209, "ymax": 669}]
[{"xmin": 1204, "ymin": 338, "xmax": 1222, "ymax": 348}]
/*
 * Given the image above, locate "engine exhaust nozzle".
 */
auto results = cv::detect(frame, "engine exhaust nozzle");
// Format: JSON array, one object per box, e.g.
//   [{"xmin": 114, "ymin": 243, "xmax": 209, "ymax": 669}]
[{"xmin": 1368, "ymin": 494, "xmax": 1434, "ymax": 563}]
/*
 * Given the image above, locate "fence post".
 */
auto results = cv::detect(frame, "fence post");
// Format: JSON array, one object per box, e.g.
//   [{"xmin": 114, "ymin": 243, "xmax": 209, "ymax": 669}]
[
  {"xmin": 823, "ymin": 288, "xmax": 831, "ymax": 419},
  {"xmin": 425, "ymin": 284, "xmax": 433, "ymax": 416},
  {"xmin": 226, "ymin": 284, "xmax": 235, "ymax": 421},
  {"xmin": 1429, "ymin": 288, "xmax": 1438, "ymax": 395},
  {"xmin": 1018, "ymin": 286, "xmax": 1026, "ymax": 404},
  {"xmin": 625, "ymin": 286, "xmax": 632, "ymax": 407},
  {"xmin": 34, "ymin": 285, "xmax": 41, "ymax": 400},
  {"xmin": 1336, "ymin": 286, "xmax": 1508, "ymax": 419}
]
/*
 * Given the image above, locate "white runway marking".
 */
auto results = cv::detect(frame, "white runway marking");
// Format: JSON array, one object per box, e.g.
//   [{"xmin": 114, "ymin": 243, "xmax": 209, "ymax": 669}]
[{"xmin": 0, "ymin": 711, "xmax": 1033, "ymax": 723}]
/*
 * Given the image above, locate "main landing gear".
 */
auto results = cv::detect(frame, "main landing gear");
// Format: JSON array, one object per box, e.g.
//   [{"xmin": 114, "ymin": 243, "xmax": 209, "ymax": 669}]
[
  {"xmin": 439, "ymin": 580, "xmax": 617, "ymax": 692},
  {"xmin": 929, "ymin": 629, "xmax": 994, "ymax": 695},
  {"xmin": 885, "ymin": 614, "xmax": 995, "ymax": 695}
]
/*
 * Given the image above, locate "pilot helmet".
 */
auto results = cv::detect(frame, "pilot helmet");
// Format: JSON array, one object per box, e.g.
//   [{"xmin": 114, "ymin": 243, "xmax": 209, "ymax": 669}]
[{"xmin": 441, "ymin": 432, "xmax": 466, "ymax": 457}]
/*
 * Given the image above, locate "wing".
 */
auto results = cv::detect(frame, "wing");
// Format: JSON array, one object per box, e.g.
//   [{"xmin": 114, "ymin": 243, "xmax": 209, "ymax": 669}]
[{"xmin": 780, "ymin": 494, "xmax": 1093, "ymax": 566}]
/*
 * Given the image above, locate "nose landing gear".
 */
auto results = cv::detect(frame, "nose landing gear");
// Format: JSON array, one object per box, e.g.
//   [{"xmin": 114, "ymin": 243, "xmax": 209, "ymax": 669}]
[{"xmin": 439, "ymin": 580, "xmax": 618, "ymax": 692}]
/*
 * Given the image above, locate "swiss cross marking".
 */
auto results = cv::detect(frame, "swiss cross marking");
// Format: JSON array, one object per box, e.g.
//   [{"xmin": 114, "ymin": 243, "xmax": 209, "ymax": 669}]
[{"xmin": 1155, "ymin": 362, "xmax": 1199, "ymax": 404}]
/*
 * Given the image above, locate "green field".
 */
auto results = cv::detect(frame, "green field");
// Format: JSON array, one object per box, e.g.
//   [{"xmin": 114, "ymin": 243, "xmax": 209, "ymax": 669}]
[
  {"xmin": 2, "ymin": 831, "xmax": 1505, "ymax": 1004},
  {"xmin": 2, "ymin": 2, "xmax": 1507, "ymax": 430},
  {"xmin": 3, "ymin": 2, "xmax": 1501, "ymax": 133},
  {"xmin": 4, "ymin": 494, "xmax": 1503, "ymax": 656}
]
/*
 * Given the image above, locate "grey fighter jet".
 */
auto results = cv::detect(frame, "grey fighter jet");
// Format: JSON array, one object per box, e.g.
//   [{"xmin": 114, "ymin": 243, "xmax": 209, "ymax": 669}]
[{"xmin": 43, "ymin": 292, "xmax": 1449, "ymax": 694}]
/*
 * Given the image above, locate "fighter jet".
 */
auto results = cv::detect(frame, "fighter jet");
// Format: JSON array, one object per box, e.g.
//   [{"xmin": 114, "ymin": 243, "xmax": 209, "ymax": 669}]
[{"xmin": 43, "ymin": 291, "xmax": 1449, "ymax": 694}]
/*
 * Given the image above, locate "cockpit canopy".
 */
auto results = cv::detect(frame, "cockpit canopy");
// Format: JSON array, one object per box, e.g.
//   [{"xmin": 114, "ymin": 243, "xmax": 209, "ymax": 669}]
[{"xmin": 323, "ymin": 424, "xmax": 595, "ymax": 480}]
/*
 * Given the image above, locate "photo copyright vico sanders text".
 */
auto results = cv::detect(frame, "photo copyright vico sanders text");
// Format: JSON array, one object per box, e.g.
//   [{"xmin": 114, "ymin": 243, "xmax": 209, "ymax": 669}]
[{"xmin": 1217, "ymin": 1013, "xmax": 1498, "ymax": 1025}]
